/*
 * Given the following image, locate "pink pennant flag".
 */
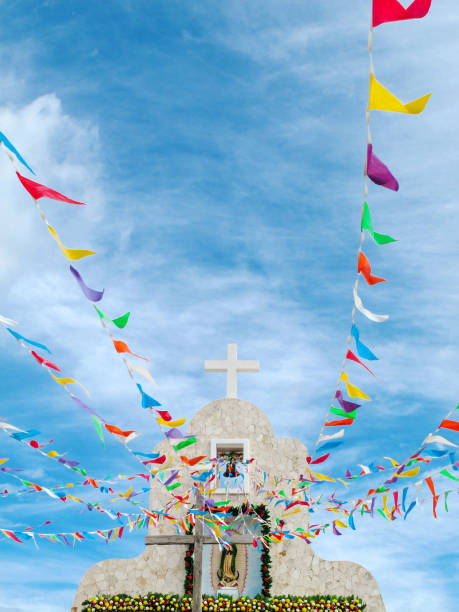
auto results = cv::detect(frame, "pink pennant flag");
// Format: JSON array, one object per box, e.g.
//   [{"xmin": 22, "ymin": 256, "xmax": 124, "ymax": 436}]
[
  {"xmin": 373, "ymin": 0, "xmax": 432, "ymax": 28},
  {"xmin": 16, "ymin": 172, "xmax": 85, "ymax": 205}
]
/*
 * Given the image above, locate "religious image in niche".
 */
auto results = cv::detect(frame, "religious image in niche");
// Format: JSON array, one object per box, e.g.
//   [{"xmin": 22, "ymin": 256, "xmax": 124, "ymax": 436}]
[
  {"xmin": 217, "ymin": 544, "xmax": 239, "ymax": 588},
  {"xmin": 217, "ymin": 448, "xmax": 246, "ymax": 492}
]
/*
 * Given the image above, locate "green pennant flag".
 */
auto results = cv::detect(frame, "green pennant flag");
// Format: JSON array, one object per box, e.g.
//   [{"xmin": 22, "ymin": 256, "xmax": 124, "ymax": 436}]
[
  {"xmin": 95, "ymin": 306, "xmax": 130, "ymax": 329},
  {"xmin": 173, "ymin": 437, "xmax": 197, "ymax": 451},
  {"xmin": 445, "ymin": 491, "xmax": 450, "ymax": 512},
  {"xmin": 330, "ymin": 406, "xmax": 357, "ymax": 419},
  {"xmin": 440, "ymin": 469, "xmax": 459, "ymax": 482},
  {"xmin": 92, "ymin": 415, "xmax": 105, "ymax": 447},
  {"xmin": 166, "ymin": 481, "xmax": 181, "ymax": 491},
  {"xmin": 361, "ymin": 202, "xmax": 397, "ymax": 245}
]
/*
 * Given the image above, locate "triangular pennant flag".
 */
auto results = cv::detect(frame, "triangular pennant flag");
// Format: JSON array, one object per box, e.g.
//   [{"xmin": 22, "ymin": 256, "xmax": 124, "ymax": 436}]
[
  {"xmin": 95, "ymin": 307, "xmax": 130, "ymax": 329},
  {"xmin": 369, "ymin": 74, "xmax": 431, "ymax": 114},
  {"xmin": 125, "ymin": 361, "xmax": 156, "ymax": 384},
  {"xmin": 354, "ymin": 286, "xmax": 389, "ymax": 323},
  {"xmin": 340, "ymin": 372, "xmax": 371, "ymax": 400},
  {"xmin": 346, "ymin": 349, "xmax": 376, "ymax": 377},
  {"xmin": 335, "ymin": 390, "xmax": 361, "ymax": 413},
  {"xmin": 16, "ymin": 172, "xmax": 85, "ymax": 205},
  {"xmin": 70, "ymin": 266, "xmax": 104, "ymax": 302},
  {"xmin": 0, "ymin": 314, "xmax": 19, "ymax": 327},
  {"xmin": 48, "ymin": 225, "xmax": 95, "ymax": 261},
  {"xmin": 136, "ymin": 383, "xmax": 161, "ymax": 408},
  {"xmin": 0, "ymin": 130, "xmax": 34, "ymax": 173},
  {"xmin": 373, "ymin": 0, "xmax": 432, "ymax": 28},
  {"xmin": 6, "ymin": 328, "xmax": 51, "ymax": 353},
  {"xmin": 358, "ymin": 251, "xmax": 386, "ymax": 285},
  {"xmin": 113, "ymin": 340, "xmax": 148, "ymax": 361},
  {"xmin": 30, "ymin": 350, "xmax": 61, "ymax": 372},
  {"xmin": 351, "ymin": 325, "xmax": 378, "ymax": 361},
  {"xmin": 105, "ymin": 423, "xmax": 136, "ymax": 438},
  {"xmin": 367, "ymin": 144, "xmax": 399, "ymax": 191},
  {"xmin": 92, "ymin": 416, "xmax": 105, "ymax": 447},
  {"xmin": 361, "ymin": 202, "xmax": 397, "ymax": 245}
]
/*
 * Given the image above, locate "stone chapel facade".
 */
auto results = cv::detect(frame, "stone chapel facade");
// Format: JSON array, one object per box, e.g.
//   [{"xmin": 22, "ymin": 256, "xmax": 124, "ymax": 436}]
[{"xmin": 72, "ymin": 397, "xmax": 386, "ymax": 611}]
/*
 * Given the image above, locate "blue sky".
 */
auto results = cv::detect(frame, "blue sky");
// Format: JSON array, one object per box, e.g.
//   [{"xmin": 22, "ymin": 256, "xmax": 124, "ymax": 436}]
[{"xmin": 0, "ymin": 1, "xmax": 458, "ymax": 610}]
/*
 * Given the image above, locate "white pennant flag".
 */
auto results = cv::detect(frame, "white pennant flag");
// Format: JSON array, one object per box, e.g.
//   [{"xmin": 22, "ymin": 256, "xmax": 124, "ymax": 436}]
[{"xmin": 353, "ymin": 286, "xmax": 389, "ymax": 323}]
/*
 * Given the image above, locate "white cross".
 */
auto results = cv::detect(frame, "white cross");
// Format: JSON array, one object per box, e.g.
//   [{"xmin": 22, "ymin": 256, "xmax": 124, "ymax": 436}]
[{"xmin": 205, "ymin": 343, "xmax": 259, "ymax": 398}]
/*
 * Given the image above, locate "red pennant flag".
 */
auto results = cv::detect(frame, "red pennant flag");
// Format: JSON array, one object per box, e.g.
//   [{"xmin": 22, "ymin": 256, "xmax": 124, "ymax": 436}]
[
  {"xmin": 142, "ymin": 455, "xmax": 167, "ymax": 465},
  {"xmin": 16, "ymin": 172, "xmax": 85, "ymax": 205},
  {"xmin": 306, "ymin": 453, "xmax": 330, "ymax": 465},
  {"xmin": 113, "ymin": 340, "xmax": 149, "ymax": 361},
  {"xmin": 373, "ymin": 0, "xmax": 432, "ymax": 27},
  {"xmin": 156, "ymin": 410, "xmax": 172, "ymax": 421},
  {"xmin": 346, "ymin": 349, "xmax": 376, "ymax": 377},
  {"xmin": 3, "ymin": 530, "xmax": 23, "ymax": 543},
  {"xmin": 439, "ymin": 419, "xmax": 459, "ymax": 432},
  {"xmin": 30, "ymin": 350, "xmax": 61, "ymax": 372},
  {"xmin": 358, "ymin": 252, "xmax": 386, "ymax": 285},
  {"xmin": 104, "ymin": 423, "xmax": 135, "ymax": 437}
]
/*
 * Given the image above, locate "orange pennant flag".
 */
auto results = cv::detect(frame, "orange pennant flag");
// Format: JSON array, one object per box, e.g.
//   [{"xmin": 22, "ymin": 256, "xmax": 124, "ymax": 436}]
[
  {"xmin": 113, "ymin": 340, "xmax": 149, "ymax": 361},
  {"xmin": 325, "ymin": 418, "xmax": 354, "ymax": 427},
  {"xmin": 105, "ymin": 423, "xmax": 136, "ymax": 437},
  {"xmin": 439, "ymin": 419, "xmax": 459, "ymax": 432},
  {"xmin": 358, "ymin": 252, "xmax": 386, "ymax": 285},
  {"xmin": 425, "ymin": 476, "xmax": 439, "ymax": 519},
  {"xmin": 180, "ymin": 455, "xmax": 206, "ymax": 466}
]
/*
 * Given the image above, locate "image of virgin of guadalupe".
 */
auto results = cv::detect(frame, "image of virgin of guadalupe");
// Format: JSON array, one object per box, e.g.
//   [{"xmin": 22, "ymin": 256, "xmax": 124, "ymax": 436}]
[{"xmin": 217, "ymin": 544, "xmax": 239, "ymax": 587}]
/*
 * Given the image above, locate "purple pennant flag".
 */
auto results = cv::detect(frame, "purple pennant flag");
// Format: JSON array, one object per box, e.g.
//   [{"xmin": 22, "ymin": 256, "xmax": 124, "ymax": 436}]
[
  {"xmin": 164, "ymin": 429, "xmax": 195, "ymax": 440},
  {"xmin": 164, "ymin": 470, "xmax": 179, "ymax": 486},
  {"xmin": 70, "ymin": 395, "xmax": 104, "ymax": 421},
  {"xmin": 335, "ymin": 390, "xmax": 360, "ymax": 413},
  {"xmin": 58, "ymin": 458, "xmax": 79, "ymax": 467},
  {"xmin": 69, "ymin": 265, "xmax": 104, "ymax": 302},
  {"xmin": 367, "ymin": 144, "xmax": 399, "ymax": 191},
  {"xmin": 165, "ymin": 428, "xmax": 184, "ymax": 440}
]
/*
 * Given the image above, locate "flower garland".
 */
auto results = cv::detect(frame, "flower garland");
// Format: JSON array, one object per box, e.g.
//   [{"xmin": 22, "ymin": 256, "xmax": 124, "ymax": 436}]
[
  {"xmin": 81, "ymin": 594, "xmax": 365, "ymax": 611},
  {"xmin": 184, "ymin": 523, "xmax": 194, "ymax": 596}
]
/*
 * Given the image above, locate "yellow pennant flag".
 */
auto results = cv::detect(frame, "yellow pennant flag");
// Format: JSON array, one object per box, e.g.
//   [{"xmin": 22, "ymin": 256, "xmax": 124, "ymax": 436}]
[
  {"xmin": 340, "ymin": 372, "xmax": 371, "ymax": 400},
  {"xmin": 382, "ymin": 494, "xmax": 390, "ymax": 516},
  {"xmin": 49, "ymin": 372, "xmax": 89, "ymax": 396},
  {"xmin": 398, "ymin": 466, "xmax": 420, "ymax": 478},
  {"xmin": 48, "ymin": 225, "xmax": 95, "ymax": 261},
  {"xmin": 46, "ymin": 450, "xmax": 60, "ymax": 458},
  {"xmin": 156, "ymin": 417, "xmax": 186, "ymax": 428},
  {"xmin": 309, "ymin": 469, "xmax": 336, "ymax": 482},
  {"xmin": 369, "ymin": 74, "xmax": 431, "ymax": 114},
  {"xmin": 334, "ymin": 520, "xmax": 348, "ymax": 529},
  {"xmin": 384, "ymin": 456, "xmax": 399, "ymax": 468},
  {"xmin": 282, "ymin": 508, "xmax": 301, "ymax": 517},
  {"xmin": 0, "ymin": 458, "xmax": 8, "ymax": 466}
]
